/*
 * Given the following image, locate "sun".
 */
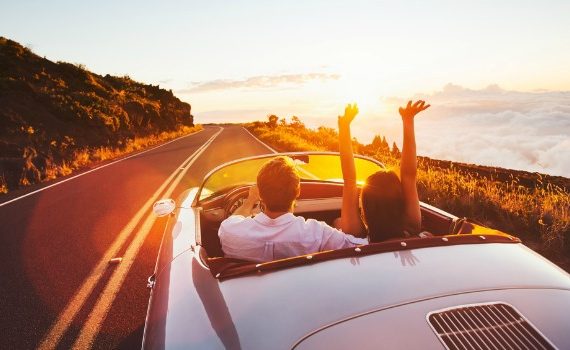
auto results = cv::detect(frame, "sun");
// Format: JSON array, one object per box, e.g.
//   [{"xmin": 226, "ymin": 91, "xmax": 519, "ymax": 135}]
[{"xmin": 324, "ymin": 74, "xmax": 385, "ymax": 117}]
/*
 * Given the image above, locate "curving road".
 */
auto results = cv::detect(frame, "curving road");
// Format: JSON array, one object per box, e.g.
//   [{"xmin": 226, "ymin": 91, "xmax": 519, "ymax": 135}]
[{"xmin": 0, "ymin": 125, "xmax": 275, "ymax": 349}]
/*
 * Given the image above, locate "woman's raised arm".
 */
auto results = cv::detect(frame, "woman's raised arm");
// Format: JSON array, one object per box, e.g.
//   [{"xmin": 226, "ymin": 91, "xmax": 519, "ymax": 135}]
[
  {"xmin": 338, "ymin": 104, "xmax": 365, "ymax": 237},
  {"xmin": 399, "ymin": 100, "xmax": 430, "ymax": 233}
]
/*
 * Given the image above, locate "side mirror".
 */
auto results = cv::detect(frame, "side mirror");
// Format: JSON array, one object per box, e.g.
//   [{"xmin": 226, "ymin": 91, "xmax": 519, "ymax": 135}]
[{"xmin": 153, "ymin": 198, "xmax": 176, "ymax": 217}]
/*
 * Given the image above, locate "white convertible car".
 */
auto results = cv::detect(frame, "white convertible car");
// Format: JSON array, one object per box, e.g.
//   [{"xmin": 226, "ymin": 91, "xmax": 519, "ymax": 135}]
[{"xmin": 143, "ymin": 152, "xmax": 570, "ymax": 349}]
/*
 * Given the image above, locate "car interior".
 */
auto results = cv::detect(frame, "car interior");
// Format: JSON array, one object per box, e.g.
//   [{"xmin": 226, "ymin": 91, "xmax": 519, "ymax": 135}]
[{"xmin": 197, "ymin": 182, "xmax": 460, "ymax": 259}]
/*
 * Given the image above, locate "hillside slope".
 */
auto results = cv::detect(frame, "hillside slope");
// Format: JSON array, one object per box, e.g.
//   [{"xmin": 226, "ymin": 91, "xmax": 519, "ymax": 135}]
[{"xmin": 0, "ymin": 37, "xmax": 195, "ymax": 193}]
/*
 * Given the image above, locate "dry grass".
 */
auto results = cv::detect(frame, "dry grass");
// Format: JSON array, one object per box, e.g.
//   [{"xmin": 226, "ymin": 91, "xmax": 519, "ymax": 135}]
[
  {"xmin": 247, "ymin": 121, "xmax": 339, "ymax": 152},
  {"xmin": 0, "ymin": 175, "xmax": 8, "ymax": 194},
  {"xmin": 414, "ymin": 162, "xmax": 569, "ymax": 257},
  {"xmin": 42, "ymin": 124, "xmax": 203, "ymax": 182},
  {"xmin": 246, "ymin": 119, "xmax": 570, "ymax": 266}
]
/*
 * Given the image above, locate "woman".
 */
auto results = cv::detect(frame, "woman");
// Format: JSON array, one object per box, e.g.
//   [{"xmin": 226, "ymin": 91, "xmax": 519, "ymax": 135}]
[{"xmin": 338, "ymin": 100, "xmax": 430, "ymax": 242}]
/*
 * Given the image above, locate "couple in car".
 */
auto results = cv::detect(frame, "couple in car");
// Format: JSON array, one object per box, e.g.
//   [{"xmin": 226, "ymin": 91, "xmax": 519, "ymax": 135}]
[{"xmin": 219, "ymin": 100, "xmax": 430, "ymax": 262}]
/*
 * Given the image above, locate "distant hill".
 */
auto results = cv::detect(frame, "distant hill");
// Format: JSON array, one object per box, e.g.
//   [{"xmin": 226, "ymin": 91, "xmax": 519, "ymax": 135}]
[{"xmin": 0, "ymin": 37, "xmax": 195, "ymax": 192}]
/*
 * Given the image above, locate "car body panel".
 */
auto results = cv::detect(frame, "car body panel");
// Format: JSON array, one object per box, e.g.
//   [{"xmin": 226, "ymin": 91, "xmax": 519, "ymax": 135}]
[
  {"xmin": 142, "ymin": 152, "xmax": 570, "ymax": 349},
  {"xmin": 144, "ymin": 232, "xmax": 570, "ymax": 349},
  {"xmin": 150, "ymin": 188, "xmax": 198, "ymax": 278},
  {"xmin": 294, "ymin": 288, "xmax": 570, "ymax": 349}
]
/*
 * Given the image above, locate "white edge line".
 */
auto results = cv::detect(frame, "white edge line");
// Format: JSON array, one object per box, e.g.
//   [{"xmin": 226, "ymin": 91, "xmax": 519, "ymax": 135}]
[
  {"xmin": 242, "ymin": 126, "xmax": 320, "ymax": 179},
  {"xmin": 242, "ymin": 126, "xmax": 277, "ymax": 153},
  {"xmin": 0, "ymin": 129, "xmax": 205, "ymax": 208},
  {"xmin": 71, "ymin": 127, "xmax": 223, "ymax": 349}
]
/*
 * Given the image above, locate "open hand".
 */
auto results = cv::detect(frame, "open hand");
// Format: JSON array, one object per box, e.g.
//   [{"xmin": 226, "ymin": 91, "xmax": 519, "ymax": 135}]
[
  {"xmin": 399, "ymin": 100, "xmax": 430, "ymax": 121},
  {"xmin": 338, "ymin": 103, "xmax": 359, "ymax": 127}
]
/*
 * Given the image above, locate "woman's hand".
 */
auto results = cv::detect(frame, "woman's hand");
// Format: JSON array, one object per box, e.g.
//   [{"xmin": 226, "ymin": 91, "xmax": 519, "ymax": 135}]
[
  {"xmin": 338, "ymin": 102, "xmax": 365, "ymax": 237},
  {"xmin": 399, "ymin": 100, "xmax": 430, "ymax": 121},
  {"xmin": 399, "ymin": 100, "xmax": 428, "ymax": 234},
  {"xmin": 338, "ymin": 103, "xmax": 359, "ymax": 127}
]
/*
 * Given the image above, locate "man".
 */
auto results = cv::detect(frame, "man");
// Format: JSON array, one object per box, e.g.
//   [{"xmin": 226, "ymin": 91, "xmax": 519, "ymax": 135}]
[{"xmin": 218, "ymin": 156, "xmax": 368, "ymax": 262}]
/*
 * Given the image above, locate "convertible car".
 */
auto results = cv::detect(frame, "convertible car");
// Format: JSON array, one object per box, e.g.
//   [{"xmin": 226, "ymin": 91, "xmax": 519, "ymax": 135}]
[{"xmin": 142, "ymin": 152, "xmax": 570, "ymax": 349}]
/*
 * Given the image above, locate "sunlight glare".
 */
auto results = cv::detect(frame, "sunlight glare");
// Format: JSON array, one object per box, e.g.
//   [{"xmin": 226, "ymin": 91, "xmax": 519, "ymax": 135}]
[{"xmin": 327, "ymin": 75, "xmax": 384, "ymax": 117}]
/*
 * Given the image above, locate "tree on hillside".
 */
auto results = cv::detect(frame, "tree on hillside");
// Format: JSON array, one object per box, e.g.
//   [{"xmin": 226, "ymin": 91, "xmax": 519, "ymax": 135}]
[
  {"xmin": 369, "ymin": 135, "xmax": 390, "ymax": 156},
  {"xmin": 381, "ymin": 136, "xmax": 389, "ymax": 150},
  {"xmin": 267, "ymin": 114, "xmax": 278, "ymax": 128},
  {"xmin": 392, "ymin": 142, "xmax": 401, "ymax": 157},
  {"xmin": 371, "ymin": 135, "xmax": 382, "ymax": 148},
  {"xmin": 290, "ymin": 116, "xmax": 305, "ymax": 129}
]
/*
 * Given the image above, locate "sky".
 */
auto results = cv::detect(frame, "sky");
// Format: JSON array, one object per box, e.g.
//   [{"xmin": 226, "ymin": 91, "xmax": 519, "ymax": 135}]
[{"xmin": 2, "ymin": 0, "xmax": 569, "ymax": 176}]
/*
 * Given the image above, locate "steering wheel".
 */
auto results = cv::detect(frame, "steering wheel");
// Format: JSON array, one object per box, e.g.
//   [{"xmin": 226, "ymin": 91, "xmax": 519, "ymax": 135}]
[{"xmin": 224, "ymin": 185, "xmax": 261, "ymax": 218}]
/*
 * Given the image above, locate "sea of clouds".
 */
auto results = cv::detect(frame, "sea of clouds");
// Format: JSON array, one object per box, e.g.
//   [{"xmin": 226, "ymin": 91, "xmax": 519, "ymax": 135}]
[
  {"xmin": 349, "ymin": 84, "xmax": 570, "ymax": 178},
  {"xmin": 191, "ymin": 81, "xmax": 569, "ymax": 177}
]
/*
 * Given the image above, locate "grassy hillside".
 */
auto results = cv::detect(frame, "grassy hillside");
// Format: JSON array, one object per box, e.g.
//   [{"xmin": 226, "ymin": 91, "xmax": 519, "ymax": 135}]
[
  {"xmin": 0, "ymin": 37, "xmax": 199, "ymax": 193},
  {"xmin": 246, "ymin": 117, "xmax": 570, "ymax": 267}
]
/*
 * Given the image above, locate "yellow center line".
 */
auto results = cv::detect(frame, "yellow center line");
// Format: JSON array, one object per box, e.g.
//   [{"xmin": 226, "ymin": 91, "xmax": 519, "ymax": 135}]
[
  {"xmin": 37, "ymin": 127, "xmax": 222, "ymax": 350},
  {"xmin": 71, "ymin": 127, "xmax": 223, "ymax": 349}
]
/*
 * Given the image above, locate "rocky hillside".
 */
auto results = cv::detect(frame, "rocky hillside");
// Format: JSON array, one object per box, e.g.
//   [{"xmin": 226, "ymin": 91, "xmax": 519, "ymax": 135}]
[{"xmin": 0, "ymin": 37, "xmax": 194, "ymax": 192}]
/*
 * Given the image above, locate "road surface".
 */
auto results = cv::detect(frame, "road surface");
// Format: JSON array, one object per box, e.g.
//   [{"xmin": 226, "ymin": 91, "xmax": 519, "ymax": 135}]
[{"xmin": 0, "ymin": 125, "xmax": 275, "ymax": 349}]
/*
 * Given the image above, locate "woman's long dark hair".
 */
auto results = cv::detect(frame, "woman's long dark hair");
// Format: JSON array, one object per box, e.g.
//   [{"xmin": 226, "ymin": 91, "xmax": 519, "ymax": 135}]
[{"xmin": 361, "ymin": 170, "xmax": 405, "ymax": 242}]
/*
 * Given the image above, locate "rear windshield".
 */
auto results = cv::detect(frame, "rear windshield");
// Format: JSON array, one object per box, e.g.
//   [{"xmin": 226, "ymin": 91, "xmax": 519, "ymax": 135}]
[{"xmin": 198, "ymin": 153, "xmax": 384, "ymax": 202}]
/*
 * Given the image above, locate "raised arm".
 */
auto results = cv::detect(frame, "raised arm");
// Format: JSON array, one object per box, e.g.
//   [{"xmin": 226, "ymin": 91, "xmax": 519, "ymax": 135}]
[
  {"xmin": 399, "ymin": 100, "xmax": 430, "ymax": 233},
  {"xmin": 338, "ymin": 104, "xmax": 365, "ymax": 237}
]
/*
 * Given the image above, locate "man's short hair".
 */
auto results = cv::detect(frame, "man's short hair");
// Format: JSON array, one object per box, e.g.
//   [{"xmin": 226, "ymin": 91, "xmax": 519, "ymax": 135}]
[{"xmin": 257, "ymin": 156, "xmax": 300, "ymax": 212}]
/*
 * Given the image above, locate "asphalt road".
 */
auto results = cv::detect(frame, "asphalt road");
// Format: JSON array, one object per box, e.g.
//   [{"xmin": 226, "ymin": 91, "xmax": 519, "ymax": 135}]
[{"xmin": 0, "ymin": 125, "xmax": 275, "ymax": 349}]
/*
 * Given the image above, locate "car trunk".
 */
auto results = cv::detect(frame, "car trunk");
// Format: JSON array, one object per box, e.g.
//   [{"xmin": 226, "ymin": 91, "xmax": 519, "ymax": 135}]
[
  {"xmin": 144, "ymin": 242, "xmax": 570, "ymax": 349},
  {"xmin": 294, "ymin": 289, "xmax": 570, "ymax": 349}
]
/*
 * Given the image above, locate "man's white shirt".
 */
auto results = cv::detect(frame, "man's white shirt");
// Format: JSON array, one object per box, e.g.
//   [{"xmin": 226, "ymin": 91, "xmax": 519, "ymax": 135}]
[{"xmin": 218, "ymin": 212, "xmax": 368, "ymax": 262}]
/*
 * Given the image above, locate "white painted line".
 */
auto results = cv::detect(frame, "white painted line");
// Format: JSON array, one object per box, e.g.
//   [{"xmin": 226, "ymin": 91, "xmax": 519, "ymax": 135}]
[
  {"xmin": 37, "ymin": 127, "xmax": 222, "ymax": 350},
  {"xmin": 242, "ymin": 126, "xmax": 277, "ymax": 153},
  {"xmin": 242, "ymin": 127, "xmax": 320, "ymax": 179},
  {"xmin": 0, "ymin": 129, "xmax": 205, "ymax": 208},
  {"xmin": 71, "ymin": 126, "xmax": 223, "ymax": 349}
]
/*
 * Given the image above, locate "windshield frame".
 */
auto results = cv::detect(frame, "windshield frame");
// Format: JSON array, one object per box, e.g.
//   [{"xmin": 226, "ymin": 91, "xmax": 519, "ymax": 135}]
[{"xmin": 193, "ymin": 152, "xmax": 385, "ymax": 206}]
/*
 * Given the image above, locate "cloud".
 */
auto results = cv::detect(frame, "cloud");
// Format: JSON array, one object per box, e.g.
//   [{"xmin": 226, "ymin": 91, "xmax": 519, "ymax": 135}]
[
  {"xmin": 378, "ymin": 84, "xmax": 570, "ymax": 177},
  {"xmin": 179, "ymin": 73, "xmax": 340, "ymax": 93}
]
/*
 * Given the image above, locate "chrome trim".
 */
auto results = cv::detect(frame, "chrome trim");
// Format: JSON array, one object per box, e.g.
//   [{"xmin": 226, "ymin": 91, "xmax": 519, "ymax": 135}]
[
  {"xmin": 194, "ymin": 206, "xmax": 203, "ymax": 246},
  {"xmin": 146, "ymin": 274, "xmax": 156, "ymax": 289},
  {"xmin": 142, "ymin": 210, "xmax": 173, "ymax": 348},
  {"xmin": 194, "ymin": 245, "xmax": 210, "ymax": 270},
  {"xmin": 419, "ymin": 201, "xmax": 459, "ymax": 220},
  {"xmin": 294, "ymin": 197, "xmax": 342, "ymax": 213},
  {"xmin": 426, "ymin": 302, "xmax": 558, "ymax": 350}
]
